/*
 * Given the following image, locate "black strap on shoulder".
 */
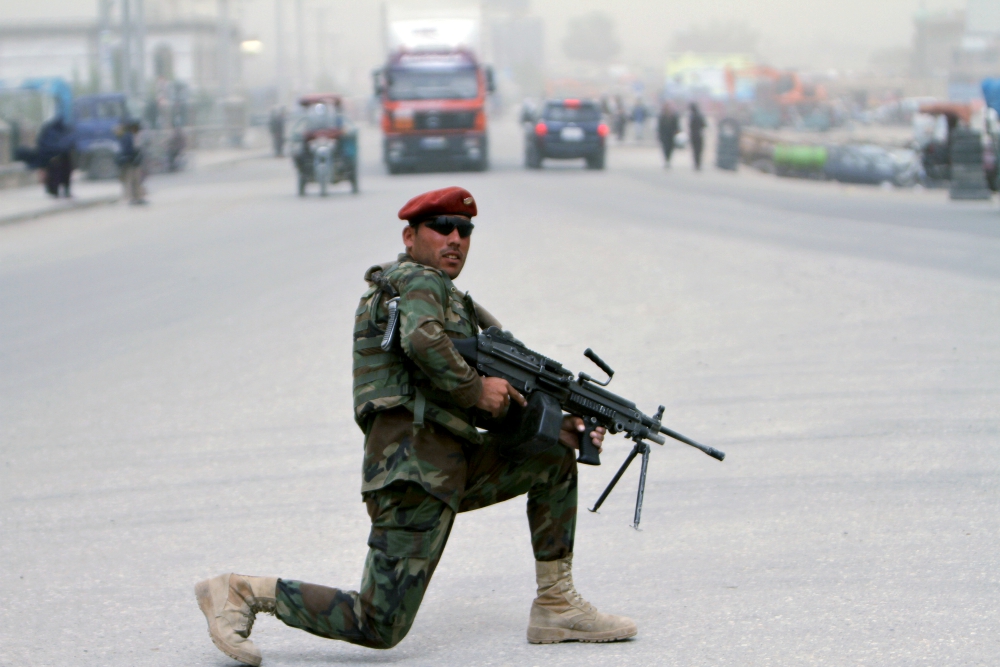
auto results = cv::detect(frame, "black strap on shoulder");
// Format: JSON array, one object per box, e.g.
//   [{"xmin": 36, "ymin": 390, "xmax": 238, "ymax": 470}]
[{"xmin": 370, "ymin": 270, "xmax": 399, "ymax": 298}]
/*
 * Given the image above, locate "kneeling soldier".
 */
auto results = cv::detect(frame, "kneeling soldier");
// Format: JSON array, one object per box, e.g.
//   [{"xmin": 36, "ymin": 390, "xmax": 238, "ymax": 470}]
[{"xmin": 196, "ymin": 186, "xmax": 637, "ymax": 665}]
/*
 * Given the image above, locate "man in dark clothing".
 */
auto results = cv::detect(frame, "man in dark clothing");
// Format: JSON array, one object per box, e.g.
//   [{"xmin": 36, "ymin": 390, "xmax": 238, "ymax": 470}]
[
  {"xmin": 657, "ymin": 104, "xmax": 679, "ymax": 168},
  {"xmin": 688, "ymin": 103, "xmax": 706, "ymax": 171},
  {"xmin": 116, "ymin": 121, "xmax": 146, "ymax": 204},
  {"xmin": 167, "ymin": 127, "xmax": 185, "ymax": 172},
  {"xmin": 632, "ymin": 98, "xmax": 648, "ymax": 141},
  {"xmin": 613, "ymin": 95, "xmax": 627, "ymax": 142},
  {"xmin": 269, "ymin": 107, "xmax": 286, "ymax": 157},
  {"xmin": 36, "ymin": 116, "xmax": 75, "ymax": 198}
]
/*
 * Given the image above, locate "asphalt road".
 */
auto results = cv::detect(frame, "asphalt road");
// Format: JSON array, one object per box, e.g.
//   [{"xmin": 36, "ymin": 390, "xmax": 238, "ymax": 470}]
[{"xmin": 1, "ymin": 121, "xmax": 998, "ymax": 667}]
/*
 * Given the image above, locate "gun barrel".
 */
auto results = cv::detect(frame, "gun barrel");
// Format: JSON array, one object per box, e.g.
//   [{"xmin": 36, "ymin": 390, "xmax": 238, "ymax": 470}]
[{"xmin": 659, "ymin": 425, "xmax": 726, "ymax": 461}]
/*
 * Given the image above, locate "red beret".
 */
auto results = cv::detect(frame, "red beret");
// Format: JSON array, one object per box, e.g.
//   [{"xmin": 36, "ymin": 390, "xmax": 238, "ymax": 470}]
[{"xmin": 398, "ymin": 186, "xmax": 477, "ymax": 222}]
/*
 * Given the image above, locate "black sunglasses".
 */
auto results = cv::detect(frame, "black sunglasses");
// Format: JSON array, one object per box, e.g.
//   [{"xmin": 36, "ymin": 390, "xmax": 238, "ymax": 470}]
[{"xmin": 417, "ymin": 215, "xmax": 475, "ymax": 238}]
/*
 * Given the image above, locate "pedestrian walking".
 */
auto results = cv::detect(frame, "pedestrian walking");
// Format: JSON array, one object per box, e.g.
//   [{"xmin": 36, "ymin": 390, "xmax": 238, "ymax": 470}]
[
  {"xmin": 167, "ymin": 127, "xmax": 185, "ymax": 172},
  {"xmin": 613, "ymin": 95, "xmax": 628, "ymax": 142},
  {"xmin": 632, "ymin": 98, "xmax": 648, "ymax": 142},
  {"xmin": 36, "ymin": 116, "xmax": 74, "ymax": 198},
  {"xmin": 268, "ymin": 107, "xmax": 286, "ymax": 157},
  {"xmin": 116, "ymin": 121, "xmax": 147, "ymax": 205},
  {"xmin": 689, "ymin": 102, "xmax": 706, "ymax": 171},
  {"xmin": 195, "ymin": 187, "xmax": 636, "ymax": 666},
  {"xmin": 657, "ymin": 103, "xmax": 680, "ymax": 167}
]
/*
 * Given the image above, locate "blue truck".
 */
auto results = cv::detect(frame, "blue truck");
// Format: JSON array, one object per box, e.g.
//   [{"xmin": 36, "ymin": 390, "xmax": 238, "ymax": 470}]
[{"xmin": 72, "ymin": 93, "xmax": 129, "ymax": 180}]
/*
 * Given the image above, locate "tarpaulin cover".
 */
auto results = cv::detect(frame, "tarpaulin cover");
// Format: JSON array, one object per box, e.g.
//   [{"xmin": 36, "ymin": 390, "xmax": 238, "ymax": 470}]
[{"xmin": 982, "ymin": 78, "xmax": 1000, "ymax": 114}]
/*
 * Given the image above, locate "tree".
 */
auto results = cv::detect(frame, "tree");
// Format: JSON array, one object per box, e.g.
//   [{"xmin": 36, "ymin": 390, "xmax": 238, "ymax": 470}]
[
  {"xmin": 672, "ymin": 21, "xmax": 759, "ymax": 55},
  {"xmin": 562, "ymin": 12, "xmax": 621, "ymax": 63}
]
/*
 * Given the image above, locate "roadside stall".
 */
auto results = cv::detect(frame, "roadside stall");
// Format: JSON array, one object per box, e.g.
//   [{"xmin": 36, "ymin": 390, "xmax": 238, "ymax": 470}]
[{"xmin": 918, "ymin": 102, "xmax": 993, "ymax": 200}]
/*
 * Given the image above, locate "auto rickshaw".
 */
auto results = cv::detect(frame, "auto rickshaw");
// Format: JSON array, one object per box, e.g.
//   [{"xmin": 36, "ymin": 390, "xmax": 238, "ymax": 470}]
[{"xmin": 290, "ymin": 94, "xmax": 358, "ymax": 196}]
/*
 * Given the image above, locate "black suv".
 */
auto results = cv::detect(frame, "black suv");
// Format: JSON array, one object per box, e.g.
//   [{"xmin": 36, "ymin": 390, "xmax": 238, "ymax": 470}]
[{"xmin": 525, "ymin": 99, "xmax": 608, "ymax": 170}]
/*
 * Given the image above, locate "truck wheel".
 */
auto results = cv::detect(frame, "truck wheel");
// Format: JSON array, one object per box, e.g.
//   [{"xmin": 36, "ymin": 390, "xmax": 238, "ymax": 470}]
[
  {"xmin": 475, "ymin": 143, "xmax": 490, "ymax": 172},
  {"xmin": 88, "ymin": 151, "xmax": 119, "ymax": 180}
]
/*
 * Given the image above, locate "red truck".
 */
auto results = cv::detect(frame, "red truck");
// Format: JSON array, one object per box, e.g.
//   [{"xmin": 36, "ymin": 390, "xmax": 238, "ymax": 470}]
[{"xmin": 374, "ymin": 48, "xmax": 494, "ymax": 173}]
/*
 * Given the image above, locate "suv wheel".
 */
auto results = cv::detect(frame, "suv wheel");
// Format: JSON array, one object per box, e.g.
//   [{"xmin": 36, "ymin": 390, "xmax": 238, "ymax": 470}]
[{"xmin": 526, "ymin": 145, "xmax": 542, "ymax": 169}]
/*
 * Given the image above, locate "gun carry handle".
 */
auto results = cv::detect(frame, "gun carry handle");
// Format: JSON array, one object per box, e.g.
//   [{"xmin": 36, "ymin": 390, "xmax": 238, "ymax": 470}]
[
  {"xmin": 380, "ymin": 298, "xmax": 400, "ymax": 352},
  {"xmin": 577, "ymin": 416, "xmax": 601, "ymax": 466}
]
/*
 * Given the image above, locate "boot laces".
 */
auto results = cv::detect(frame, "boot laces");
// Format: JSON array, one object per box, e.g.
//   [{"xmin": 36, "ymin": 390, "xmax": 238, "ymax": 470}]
[
  {"xmin": 234, "ymin": 592, "xmax": 276, "ymax": 636},
  {"xmin": 244, "ymin": 596, "xmax": 276, "ymax": 632},
  {"xmin": 563, "ymin": 582, "xmax": 596, "ymax": 614},
  {"xmin": 560, "ymin": 562, "xmax": 596, "ymax": 614}
]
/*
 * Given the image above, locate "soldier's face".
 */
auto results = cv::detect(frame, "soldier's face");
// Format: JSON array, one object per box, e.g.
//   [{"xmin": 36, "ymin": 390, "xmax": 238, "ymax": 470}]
[{"xmin": 403, "ymin": 222, "xmax": 470, "ymax": 279}]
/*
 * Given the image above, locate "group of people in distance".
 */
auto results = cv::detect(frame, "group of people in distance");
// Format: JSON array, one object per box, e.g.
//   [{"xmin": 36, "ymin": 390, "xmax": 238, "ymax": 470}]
[
  {"xmin": 15, "ymin": 116, "xmax": 150, "ymax": 205},
  {"xmin": 603, "ymin": 96, "xmax": 707, "ymax": 171},
  {"xmin": 657, "ymin": 102, "xmax": 706, "ymax": 170}
]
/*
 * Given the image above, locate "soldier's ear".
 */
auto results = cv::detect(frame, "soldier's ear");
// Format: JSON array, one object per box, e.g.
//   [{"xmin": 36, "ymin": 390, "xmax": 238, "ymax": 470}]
[{"xmin": 402, "ymin": 224, "xmax": 416, "ymax": 251}]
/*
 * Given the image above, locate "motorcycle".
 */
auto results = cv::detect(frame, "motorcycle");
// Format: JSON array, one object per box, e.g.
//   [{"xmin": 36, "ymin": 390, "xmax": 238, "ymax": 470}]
[{"xmin": 312, "ymin": 136, "xmax": 334, "ymax": 196}]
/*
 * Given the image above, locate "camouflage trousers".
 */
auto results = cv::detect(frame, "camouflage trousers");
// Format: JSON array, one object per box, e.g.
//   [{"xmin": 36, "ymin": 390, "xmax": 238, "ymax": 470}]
[{"xmin": 274, "ymin": 411, "xmax": 578, "ymax": 649}]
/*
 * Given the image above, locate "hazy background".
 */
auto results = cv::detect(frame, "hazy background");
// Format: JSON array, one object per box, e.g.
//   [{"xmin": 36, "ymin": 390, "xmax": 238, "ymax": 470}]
[{"xmin": 0, "ymin": 0, "xmax": 968, "ymax": 81}]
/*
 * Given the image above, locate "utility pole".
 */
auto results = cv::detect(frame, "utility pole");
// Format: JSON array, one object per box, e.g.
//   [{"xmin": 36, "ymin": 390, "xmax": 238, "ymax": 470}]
[
  {"xmin": 217, "ymin": 0, "xmax": 231, "ymax": 98},
  {"xmin": 315, "ymin": 7, "xmax": 327, "ymax": 89},
  {"xmin": 121, "ymin": 0, "xmax": 133, "ymax": 100},
  {"xmin": 135, "ymin": 0, "xmax": 146, "ymax": 101},
  {"xmin": 295, "ymin": 0, "xmax": 305, "ymax": 94},
  {"xmin": 97, "ymin": 0, "xmax": 113, "ymax": 92},
  {"xmin": 275, "ymin": 0, "xmax": 286, "ymax": 105}
]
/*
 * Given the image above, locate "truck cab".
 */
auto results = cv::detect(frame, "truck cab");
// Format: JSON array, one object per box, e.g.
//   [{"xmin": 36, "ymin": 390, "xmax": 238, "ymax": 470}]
[{"xmin": 375, "ymin": 49, "xmax": 493, "ymax": 173}]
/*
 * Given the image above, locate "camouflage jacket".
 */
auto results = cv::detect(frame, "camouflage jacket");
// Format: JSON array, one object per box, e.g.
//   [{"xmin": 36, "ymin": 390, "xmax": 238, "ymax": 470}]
[{"xmin": 354, "ymin": 254, "xmax": 502, "ymax": 497}]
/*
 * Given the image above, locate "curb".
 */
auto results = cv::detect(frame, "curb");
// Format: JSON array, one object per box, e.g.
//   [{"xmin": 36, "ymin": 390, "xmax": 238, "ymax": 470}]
[
  {"xmin": 194, "ymin": 151, "xmax": 271, "ymax": 172},
  {"xmin": 0, "ymin": 152, "xmax": 266, "ymax": 228},
  {"xmin": 0, "ymin": 194, "xmax": 121, "ymax": 227}
]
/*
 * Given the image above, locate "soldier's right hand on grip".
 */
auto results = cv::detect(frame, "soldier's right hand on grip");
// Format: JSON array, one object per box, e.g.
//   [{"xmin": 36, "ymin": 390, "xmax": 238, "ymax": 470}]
[{"xmin": 577, "ymin": 416, "xmax": 601, "ymax": 466}]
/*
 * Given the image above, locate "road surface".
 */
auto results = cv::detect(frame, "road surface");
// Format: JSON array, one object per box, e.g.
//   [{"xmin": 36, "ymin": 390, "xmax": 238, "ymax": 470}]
[{"xmin": 1, "ymin": 121, "xmax": 998, "ymax": 666}]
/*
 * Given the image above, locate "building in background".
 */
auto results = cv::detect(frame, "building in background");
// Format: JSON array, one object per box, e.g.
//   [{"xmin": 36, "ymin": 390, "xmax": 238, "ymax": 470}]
[
  {"xmin": 485, "ymin": 0, "xmax": 545, "ymax": 99},
  {"xmin": 911, "ymin": 9, "xmax": 965, "ymax": 79},
  {"xmin": 0, "ymin": 2, "xmax": 240, "ymax": 104},
  {"xmin": 949, "ymin": 0, "xmax": 1000, "ymax": 101},
  {"xmin": 909, "ymin": 1, "xmax": 1000, "ymax": 103},
  {"xmin": 489, "ymin": 15, "xmax": 544, "ymax": 99},
  {"xmin": 664, "ymin": 53, "xmax": 756, "ymax": 101},
  {"xmin": 967, "ymin": 0, "xmax": 1000, "ymax": 34}
]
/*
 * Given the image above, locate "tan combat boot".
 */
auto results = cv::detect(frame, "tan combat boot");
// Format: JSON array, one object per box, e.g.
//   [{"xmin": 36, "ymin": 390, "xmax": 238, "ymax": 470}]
[
  {"xmin": 195, "ymin": 573, "xmax": 277, "ymax": 666},
  {"xmin": 527, "ymin": 555, "xmax": 637, "ymax": 644}
]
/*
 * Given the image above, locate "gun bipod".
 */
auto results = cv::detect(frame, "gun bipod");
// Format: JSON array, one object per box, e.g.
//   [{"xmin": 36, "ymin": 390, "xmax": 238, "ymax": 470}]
[{"xmin": 588, "ymin": 439, "xmax": 652, "ymax": 530}]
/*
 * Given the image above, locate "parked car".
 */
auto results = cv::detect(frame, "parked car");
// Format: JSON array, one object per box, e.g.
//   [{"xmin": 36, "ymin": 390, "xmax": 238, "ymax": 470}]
[
  {"xmin": 525, "ymin": 99, "xmax": 608, "ymax": 170},
  {"xmin": 824, "ymin": 145, "xmax": 920, "ymax": 187}
]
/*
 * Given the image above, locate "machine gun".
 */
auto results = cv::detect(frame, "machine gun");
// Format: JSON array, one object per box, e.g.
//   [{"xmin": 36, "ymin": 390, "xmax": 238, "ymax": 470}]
[{"xmin": 452, "ymin": 327, "xmax": 724, "ymax": 529}]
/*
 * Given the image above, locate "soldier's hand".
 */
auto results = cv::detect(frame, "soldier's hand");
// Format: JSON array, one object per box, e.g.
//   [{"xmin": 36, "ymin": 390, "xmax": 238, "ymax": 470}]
[
  {"xmin": 476, "ymin": 377, "xmax": 527, "ymax": 417},
  {"xmin": 559, "ymin": 416, "xmax": 606, "ymax": 452}
]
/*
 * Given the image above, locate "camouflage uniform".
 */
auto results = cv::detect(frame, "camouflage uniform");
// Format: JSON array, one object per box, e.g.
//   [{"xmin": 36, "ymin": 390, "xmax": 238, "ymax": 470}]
[{"xmin": 274, "ymin": 254, "xmax": 578, "ymax": 649}]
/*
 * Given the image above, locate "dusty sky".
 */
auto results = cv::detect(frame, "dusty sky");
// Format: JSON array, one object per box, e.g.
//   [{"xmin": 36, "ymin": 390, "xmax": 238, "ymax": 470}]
[{"xmin": 0, "ymin": 0, "xmax": 969, "ymax": 77}]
